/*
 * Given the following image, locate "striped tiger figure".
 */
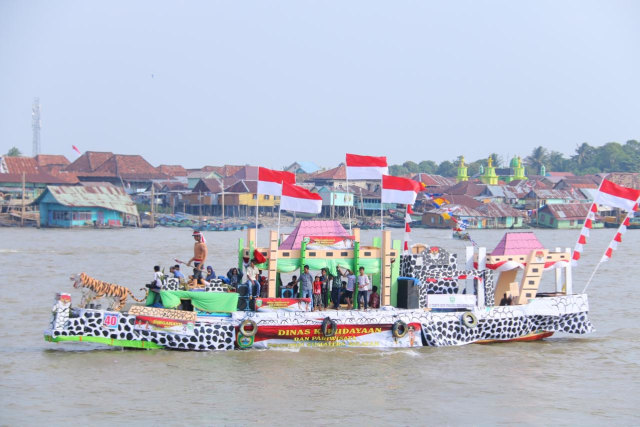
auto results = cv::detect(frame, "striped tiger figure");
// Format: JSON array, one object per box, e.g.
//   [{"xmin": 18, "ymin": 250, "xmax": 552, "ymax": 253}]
[{"xmin": 72, "ymin": 272, "xmax": 149, "ymax": 311}]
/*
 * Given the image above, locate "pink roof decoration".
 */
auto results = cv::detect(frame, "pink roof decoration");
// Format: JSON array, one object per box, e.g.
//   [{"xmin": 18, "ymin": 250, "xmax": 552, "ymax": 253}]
[
  {"xmin": 279, "ymin": 220, "xmax": 351, "ymax": 250},
  {"xmin": 490, "ymin": 232, "xmax": 545, "ymax": 256}
]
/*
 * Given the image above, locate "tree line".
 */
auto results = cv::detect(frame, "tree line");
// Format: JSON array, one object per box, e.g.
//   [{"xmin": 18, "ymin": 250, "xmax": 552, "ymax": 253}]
[{"xmin": 388, "ymin": 140, "xmax": 640, "ymax": 177}]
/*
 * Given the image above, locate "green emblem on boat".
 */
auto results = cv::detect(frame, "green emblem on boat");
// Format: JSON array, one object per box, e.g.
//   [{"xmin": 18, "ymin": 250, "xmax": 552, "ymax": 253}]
[{"xmin": 237, "ymin": 334, "xmax": 254, "ymax": 348}]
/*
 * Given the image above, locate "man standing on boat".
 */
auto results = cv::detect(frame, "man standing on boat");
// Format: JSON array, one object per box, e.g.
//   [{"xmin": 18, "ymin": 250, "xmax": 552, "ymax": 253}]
[{"xmin": 187, "ymin": 230, "xmax": 208, "ymax": 285}]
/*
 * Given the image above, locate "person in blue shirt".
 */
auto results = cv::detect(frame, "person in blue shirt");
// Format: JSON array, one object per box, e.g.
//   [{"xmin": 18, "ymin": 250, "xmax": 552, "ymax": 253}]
[
  {"xmin": 173, "ymin": 264, "xmax": 185, "ymax": 279},
  {"xmin": 205, "ymin": 266, "xmax": 216, "ymax": 281}
]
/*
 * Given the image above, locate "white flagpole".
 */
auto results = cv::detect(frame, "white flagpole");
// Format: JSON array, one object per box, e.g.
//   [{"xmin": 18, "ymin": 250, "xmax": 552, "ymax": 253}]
[
  {"xmin": 346, "ymin": 174, "xmax": 352, "ymax": 233},
  {"xmin": 582, "ymin": 204, "xmax": 637, "ymax": 293},
  {"xmin": 380, "ymin": 176, "xmax": 384, "ymax": 232},
  {"xmin": 277, "ymin": 202, "xmax": 282, "ymax": 245},
  {"xmin": 572, "ymin": 174, "xmax": 608, "ymax": 266},
  {"xmin": 255, "ymin": 187, "xmax": 259, "ymax": 248}
]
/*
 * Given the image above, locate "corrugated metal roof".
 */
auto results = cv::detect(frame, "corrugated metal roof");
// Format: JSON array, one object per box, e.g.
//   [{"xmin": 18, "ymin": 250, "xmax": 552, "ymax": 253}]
[
  {"xmin": 476, "ymin": 202, "xmax": 526, "ymax": 218},
  {"xmin": 484, "ymin": 185, "xmax": 506, "ymax": 198},
  {"xmin": 37, "ymin": 185, "xmax": 138, "ymax": 216},
  {"xmin": 542, "ymin": 203, "xmax": 591, "ymax": 219}
]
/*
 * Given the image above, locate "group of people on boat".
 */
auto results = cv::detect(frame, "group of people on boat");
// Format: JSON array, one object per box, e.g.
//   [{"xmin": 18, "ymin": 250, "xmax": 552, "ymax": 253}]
[{"xmin": 149, "ymin": 230, "xmax": 381, "ymax": 311}]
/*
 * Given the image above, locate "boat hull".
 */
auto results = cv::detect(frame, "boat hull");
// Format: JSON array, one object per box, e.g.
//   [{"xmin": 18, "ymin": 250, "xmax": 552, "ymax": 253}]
[{"xmin": 45, "ymin": 294, "xmax": 592, "ymax": 351}]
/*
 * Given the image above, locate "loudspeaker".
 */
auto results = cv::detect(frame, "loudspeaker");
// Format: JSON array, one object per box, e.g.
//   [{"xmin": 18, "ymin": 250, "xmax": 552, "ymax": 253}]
[
  {"xmin": 397, "ymin": 278, "xmax": 420, "ymax": 309},
  {"xmin": 237, "ymin": 297, "xmax": 248, "ymax": 311},
  {"xmin": 237, "ymin": 283, "xmax": 249, "ymax": 297}
]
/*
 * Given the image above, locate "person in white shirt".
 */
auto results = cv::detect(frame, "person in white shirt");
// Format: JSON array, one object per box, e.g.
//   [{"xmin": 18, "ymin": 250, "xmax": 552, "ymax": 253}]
[
  {"xmin": 357, "ymin": 266, "xmax": 371, "ymax": 310},
  {"xmin": 245, "ymin": 259, "xmax": 260, "ymax": 298}
]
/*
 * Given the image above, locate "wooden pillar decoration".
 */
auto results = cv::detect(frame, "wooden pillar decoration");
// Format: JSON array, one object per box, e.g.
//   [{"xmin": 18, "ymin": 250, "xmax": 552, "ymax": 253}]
[
  {"xmin": 381, "ymin": 230, "xmax": 392, "ymax": 306},
  {"xmin": 268, "ymin": 230, "xmax": 278, "ymax": 298},
  {"xmin": 476, "ymin": 247, "xmax": 486, "ymax": 308},
  {"xmin": 516, "ymin": 249, "xmax": 547, "ymax": 305},
  {"xmin": 247, "ymin": 227, "xmax": 256, "ymax": 252},
  {"xmin": 565, "ymin": 247, "xmax": 573, "ymax": 294},
  {"xmin": 554, "ymin": 247, "xmax": 562, "ymax": 293}
]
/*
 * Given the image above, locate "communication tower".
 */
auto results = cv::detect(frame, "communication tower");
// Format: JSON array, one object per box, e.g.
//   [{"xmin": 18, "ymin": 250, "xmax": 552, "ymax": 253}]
[{"xmin": 32, "ymin": 97, "xmax": 41, "ymax": 156}]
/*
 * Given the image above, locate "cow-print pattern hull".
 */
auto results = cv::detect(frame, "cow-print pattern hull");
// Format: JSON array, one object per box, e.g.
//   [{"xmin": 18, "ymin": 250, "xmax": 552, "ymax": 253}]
[
  {"xmin": 50, "ymin": 308, "xmax": 235, "ymax": 351},
  {"xmin": 421, "ymin": 311, "xmax": 592, "ymax": 346}
]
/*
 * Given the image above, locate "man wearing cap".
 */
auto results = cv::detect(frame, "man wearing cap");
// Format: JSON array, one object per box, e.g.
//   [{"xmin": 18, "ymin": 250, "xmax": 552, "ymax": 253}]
[{"xmin": 187, "ymin": 230, "xmax": 208, "ymax": 286}]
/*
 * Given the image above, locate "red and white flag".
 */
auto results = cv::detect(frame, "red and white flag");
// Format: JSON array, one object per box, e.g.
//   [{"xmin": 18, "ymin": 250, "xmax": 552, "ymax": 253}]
[
  {"xmin": 601, "ymin": 208, "xmax": 638, "ymax": 263},
  {"xmin": 72, "ymin": 145, "xmax": 81, "ymax": 155},
  {"xmin": 257, "ymin": 167, "xmax": 295, "ymax": 196},
  {"xmin": 573, "ymin": 180, "xmax": 640, "ymax": 265},
  {"xmin": 280, "ymin": 183, "xmax": 322, "ymax": 214},
  {"xmin": 381, "ymin": 175, "xmax": 422, "ymax": 205},
  {"xmin": 594, "ymin": 179, "xmax": 640, "ymax": 211},
  {"xmin": 345, "ymin": 153, "xmax": 388, "ymax": 180}
]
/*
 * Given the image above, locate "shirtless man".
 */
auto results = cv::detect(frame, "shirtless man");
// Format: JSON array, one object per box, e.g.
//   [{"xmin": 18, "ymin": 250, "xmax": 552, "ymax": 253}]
[{"xmin": 187, "ymin": 230, "xmax": 208, "ymax": 286}]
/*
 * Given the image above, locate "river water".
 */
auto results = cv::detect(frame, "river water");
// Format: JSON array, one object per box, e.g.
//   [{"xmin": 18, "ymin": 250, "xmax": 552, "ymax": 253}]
[{"xmin": 0, "ymin": 226, "xmax": 638, "ymax": 425}]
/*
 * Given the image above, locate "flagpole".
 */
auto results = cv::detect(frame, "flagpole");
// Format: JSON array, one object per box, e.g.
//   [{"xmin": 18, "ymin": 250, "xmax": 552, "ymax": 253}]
[
  {"xmin": 380, "ymin": 176, "xmax": 384, "ymax": 232},
  {"xmin": 582, "ymin": 205, "xmax": 637, "ymax": 293},
  {"xmin": 277, "ymin": 203, "xmax": 282, "ymax": 245},
  {"xmin": 571, "ymin": 174, "xmax": 608, "ymax": 266},
  {"xmin": 346, "ymin": 174, "xmax": 352, "ymax": 233},
  {"xmin": 255, "ymin": 188, "xmax": 259, "ymax": 248}
]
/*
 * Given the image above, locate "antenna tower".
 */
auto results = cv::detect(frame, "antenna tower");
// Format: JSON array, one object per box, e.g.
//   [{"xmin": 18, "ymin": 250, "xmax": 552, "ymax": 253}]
[{"xmin": 32, "ymin": 97, "xmax": 41, "ymax": 156}]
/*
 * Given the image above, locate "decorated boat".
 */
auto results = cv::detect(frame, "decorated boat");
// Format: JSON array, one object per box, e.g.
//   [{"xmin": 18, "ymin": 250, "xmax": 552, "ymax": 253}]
[{"xmin": 45, "ymin": 222, "xmax": 592, "ymax": 351}]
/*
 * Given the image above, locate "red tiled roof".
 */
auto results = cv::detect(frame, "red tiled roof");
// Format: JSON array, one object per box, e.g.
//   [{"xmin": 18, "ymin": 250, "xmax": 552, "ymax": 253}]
[
  {"xmin": 412, "ymin": 173, "xmax": 456, "ymax": 187},
  {"xmin": 231, "ymin": 166, "xmax": 259, "ymax": 181},
  {"xmin": 64, "ymin": 151, "xmax": 114, "ymax": 173},
  {"xmin": 225, "ymin": 180, "xmax": 258, "ymax": 193},
  {"xmin": 0, "ymin": 172, "xmax": 77, "ymax": 185},
  {"xmin": 441, "ymin": 194, "xmax": 483, "ymax": 208},
  {"xmin": 193, "ymin": 178, "xmax": 225, "ymax": 193},
  {"xmin": 35, "ymin": 154, "xmax": 70, "ymax": 167},
  {"xmin": 3, "ymin": 157, "xmax": 38, "ymax": 174},
  {"xmin": 313, "ymin": 165, "xmax": 346, "ymax": 180},
  {"xmin": 443, "ymin": 181, "xmax": 487, "ymax": 196},
  {"xmin": 157, "ymin": 165, "xmax": 188, "ymax": 177},
  {"xmin": 65, "ymin": 152, "xmax": 167, "ymax": 180}
]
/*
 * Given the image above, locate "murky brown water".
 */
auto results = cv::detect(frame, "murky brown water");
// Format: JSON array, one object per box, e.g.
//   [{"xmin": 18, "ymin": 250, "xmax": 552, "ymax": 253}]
[{"xmin": 1, "ymin": 226, "xmax": 639, "ymax": 425}]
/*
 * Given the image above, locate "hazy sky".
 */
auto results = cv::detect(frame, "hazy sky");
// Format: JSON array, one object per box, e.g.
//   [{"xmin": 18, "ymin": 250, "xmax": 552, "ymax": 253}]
[{"xmin": 1, "ymin": 1, "xmax": 639, "ymax": 170}]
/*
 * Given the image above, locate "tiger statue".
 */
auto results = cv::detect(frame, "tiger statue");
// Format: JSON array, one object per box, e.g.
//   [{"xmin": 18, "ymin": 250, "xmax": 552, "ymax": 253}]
[{"xmin": 71, "ymin": 272, "xmax": 149, "ymax": 311}]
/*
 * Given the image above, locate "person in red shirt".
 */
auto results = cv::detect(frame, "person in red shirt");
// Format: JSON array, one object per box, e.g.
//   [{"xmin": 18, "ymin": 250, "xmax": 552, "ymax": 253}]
[
  {"xmin": 369, "ymin": 285, "xmax": 380, "ymax": 309},
  {"xmin": 312, "ymin": 276, "xmax": 323, "ymax": 311}
]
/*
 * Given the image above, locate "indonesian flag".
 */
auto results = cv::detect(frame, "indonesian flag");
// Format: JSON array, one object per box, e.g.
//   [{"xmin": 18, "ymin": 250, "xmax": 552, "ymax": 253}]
[
  {"xmin": 594, "ymin": 179, "xmax": 640, "ymax": 211},
  {"xmin": 280, "ymin": 183, "xmax": 322, "ymax": 214},
  {"xmin": 345, "ymin": 153, "xmax": 388, "ymax": 180},
  {"xmin": 257, "ymin": 167, "xmax": 295, "ymax": 196},
  {"xmin": 381, "ymin": 175, "xmax": 422, "ymax": 205}
]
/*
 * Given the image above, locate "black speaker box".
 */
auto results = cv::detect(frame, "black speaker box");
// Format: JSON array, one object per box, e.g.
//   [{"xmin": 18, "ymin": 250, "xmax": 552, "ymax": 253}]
[{"xmin": 397, "ymin": 278, "xmax": 420, "ymax": 309}]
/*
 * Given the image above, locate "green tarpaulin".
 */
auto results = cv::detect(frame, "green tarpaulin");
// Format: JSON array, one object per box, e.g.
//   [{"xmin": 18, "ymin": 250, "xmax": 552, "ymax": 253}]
[
  {"xmin": 276, "ymin": 258, "xmax": 380, "ymax": 274},
  {"xmin": 146, "ymin": 291, "xmax": 239, "ymax": 313}
]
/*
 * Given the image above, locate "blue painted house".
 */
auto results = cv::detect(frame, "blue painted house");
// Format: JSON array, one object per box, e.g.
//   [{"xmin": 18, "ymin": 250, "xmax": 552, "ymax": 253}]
[{"xmin": 34, "ymin": 184, "xmax": 139, "ymax": 228}]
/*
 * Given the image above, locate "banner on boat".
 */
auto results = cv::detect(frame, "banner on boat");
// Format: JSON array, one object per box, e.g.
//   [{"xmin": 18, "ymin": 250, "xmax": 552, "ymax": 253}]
[
  {"xmin": 306, "ymin": 236, "xmax": 355, "ymax": 250},
  {"xmin": 255, "ymin": 298, "xmax": 311, "ymax": 312},
  {"xmin": 134, "ymin": 315, "xmax": 195, "ymax": 336},
  {"xmin": 251, "ymin": 323, "xmax": 422, "ymax": 349}
]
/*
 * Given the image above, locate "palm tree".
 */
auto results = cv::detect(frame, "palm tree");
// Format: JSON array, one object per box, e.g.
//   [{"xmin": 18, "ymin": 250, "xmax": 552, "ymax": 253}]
[
  {"xmin": 572, "ymin": 142, "xmax": 594, "ymax": 169},
  {"xmin": 525, "ymin": 146, "xmax": 548, "ymax": 174}
]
